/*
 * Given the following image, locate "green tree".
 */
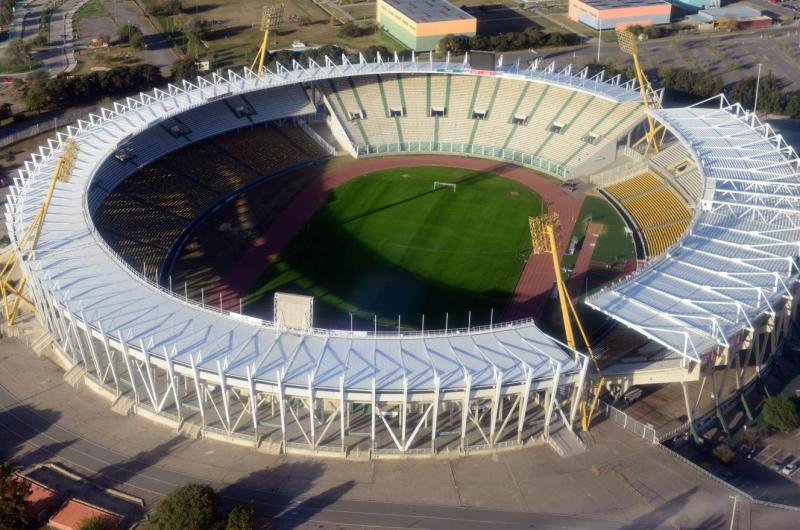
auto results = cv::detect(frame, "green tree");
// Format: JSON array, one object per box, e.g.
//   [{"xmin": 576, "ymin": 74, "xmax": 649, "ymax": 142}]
[
  {"xmin": 117, "ymin": 24, "xmax": 145, "ymax": 50},
  {"xmin": 150, "ymin": 484, "xmax": 220, "ymax": 530},
  {"xmin": 0, "ymin": 462, "xmax": 31, "ymax": 530},
  {"xmin": 171, "ymin": 56, "xmax": 198, "ymax": 81},
  {"xmin": 148, "ymin": 0, "xmax": 182, "ymax": 16},
  {"xmin": 78, "ymin": 515, "xmax": 116, "ymax": 530},
  {"xmin": 225, "ymin": 505, "xmax": 254, "ymax": 530},
  {"xmin": 437, "ymin": 34, "xmax": 468, "ymax": 54},
  {"xmin": 4, "ymin": 39, "xmax": 31, "ymax": 67},
  {"xmin": 785, "ymin": 95, "xmax": 800, "ymax": 118},
  {"xmin": 763, "ymin": 395, "xmax": 798, "ymax": 433},
  {"xmin": 24, "ymin": 80, "xmax": 49, "ymax": 111},
  {"xmin": 730, "ymin": 73, "xmax": 784, "ymax": 113}
]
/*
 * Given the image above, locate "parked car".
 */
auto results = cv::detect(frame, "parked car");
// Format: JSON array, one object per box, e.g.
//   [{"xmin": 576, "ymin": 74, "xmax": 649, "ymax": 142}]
[
  {"xmin": 746, "ymin": 446, "xmax": 762, "ymax": 460},
  {"xmin": 781, "ymin": 461, "xmax": 797, "ymax": 476}
]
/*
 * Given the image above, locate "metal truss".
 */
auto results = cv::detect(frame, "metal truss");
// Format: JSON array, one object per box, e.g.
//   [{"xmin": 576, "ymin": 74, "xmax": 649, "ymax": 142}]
[{"xmin": 588, "ymin": 96, "xmax": 800, "ymax": 364}]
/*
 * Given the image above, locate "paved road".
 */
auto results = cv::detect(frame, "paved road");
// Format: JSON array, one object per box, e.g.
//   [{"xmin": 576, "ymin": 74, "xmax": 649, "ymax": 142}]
[
  {"xmin": 110, "ymin": 0, "xmax": 177, "ymax": 76},
  {"xmin": 0, "ymin": 382, "xmax": 632, "ymax": 529}
]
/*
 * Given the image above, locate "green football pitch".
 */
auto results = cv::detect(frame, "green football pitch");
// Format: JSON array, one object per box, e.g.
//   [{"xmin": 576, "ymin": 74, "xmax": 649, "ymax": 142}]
[{"xmin": 246, "ymin": 166, "xmax": 546, "ymax": 330}]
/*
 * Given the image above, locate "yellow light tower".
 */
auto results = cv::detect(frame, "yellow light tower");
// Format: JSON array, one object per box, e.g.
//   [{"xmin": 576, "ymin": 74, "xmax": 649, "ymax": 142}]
[
  {"xmin": 529, "ymin": 213, "xmax": 604, "ymax": 431},
  {"xmin": 251, "ymin": 3, "xmax": 284, "ymax": 75},
  {"xmin": 0, "ymin": 140, "xmax": 78, "ymax": 326},
  {"xmin": 617, "ymin": 29, "xmax": 665, "ymax": 155}
]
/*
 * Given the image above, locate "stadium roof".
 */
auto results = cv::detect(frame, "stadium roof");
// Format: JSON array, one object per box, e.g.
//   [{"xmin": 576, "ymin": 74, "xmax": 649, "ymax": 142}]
[
  {"xmin": 383, "ymin": 0, "xmax": 474, "ymax": 23},
  {"xmin": 587, "ymin": 98, "xmax": 800, "ymax": 363},
  {"xmin": 7, "ymin": 58, "xmax": 634, "ymax": 396},
  {"xmin": 576, "ymin": 0, "xmax": 670, "ymax": 9}
]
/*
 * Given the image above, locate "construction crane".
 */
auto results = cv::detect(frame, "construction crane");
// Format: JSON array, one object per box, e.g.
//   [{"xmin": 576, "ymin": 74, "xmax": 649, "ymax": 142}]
[
  {"xmin": 0, "ymin": 140, "xmax": 78, "ymax": 326},
  {"xmin": 529, "ymin": 213, "xmax": 604, "ymax": 432},
  {"xmin": 616, "ymin": 29, "xmax": 666, "ymax": 156},
  {"xmin": 251, "ymin": 3, "xmax": 284, "ymax": 76}
]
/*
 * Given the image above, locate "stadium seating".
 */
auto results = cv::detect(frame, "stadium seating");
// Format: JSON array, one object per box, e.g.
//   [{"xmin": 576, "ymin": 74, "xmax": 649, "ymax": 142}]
[
  {"xmin": 94, "ymin": 123, "xmax": 321, "ymax": 273},
  {"xmin": 604, "ymin": 172, "xmax": 692, "ymax": 257},
  {"xmin": 320, "ymin": 73, "xmax": 642, "ymax": 176}
]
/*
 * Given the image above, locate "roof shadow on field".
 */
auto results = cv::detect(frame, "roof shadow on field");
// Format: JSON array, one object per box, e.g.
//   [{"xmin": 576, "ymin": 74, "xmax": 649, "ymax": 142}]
[{"xmin": 243, "ymin": 164, "xmax": 543, "ymax": 330}]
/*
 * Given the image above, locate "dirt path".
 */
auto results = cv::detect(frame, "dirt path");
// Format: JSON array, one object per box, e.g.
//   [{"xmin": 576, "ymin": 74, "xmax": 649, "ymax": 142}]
[{"xmin": 215, "ymin": 156, "xmax": 583, "ymax": 320}]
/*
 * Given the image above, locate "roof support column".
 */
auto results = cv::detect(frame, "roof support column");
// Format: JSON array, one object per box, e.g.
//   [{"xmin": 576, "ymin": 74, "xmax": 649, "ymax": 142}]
[
  {"xmin": 681, "ymin": 379, "xmax": 700, "ymax": 444},
  {"xmin": 247, "ymin": 366, "xmax": 258, "ymax": 446},
  {"xmin": 544, "ymin": 362, "xmax": 562, "ymax": 439},
  {"xmin": 78, "ymin": 312, "xmax": 102, "ymax": 380},
  {"xmin": 65, "ymin": 304, "xmax": 88, "ymax": 367},
  {"xmin": 570, "ymin": 355, "xmax": 590, "ymax": 429},
  {"xmin": 370, "ymin": 377, "xmax": 376, "ymax": 453},
  {"xmin": 97, "ymin": 322, "xmax": 119, "ymax": 396},
  {"xmin": 431, "ymin": 374, "xmax": 440, "ymax": 453},
  {"xmin": 401, "ymin": 376, "xmax": 408, "ymax": 451},
  {"xmin": 308, "ymin": 373, "xmax": 316, "ymax": 448},
  {"xmin": 190, "ymin": 354, "xmax": 205, "ymax": 431},
  {"xmin": 166, "ymin": 350, "xmax": 182, "ymax": 422},
  {"xmin": 277, "ymin": 370, "xmax": 286, "ymax": 451},
  {"xmin": 118, "ymin": 331, "xmax": 138, "ymax": 404},
  {"xmin": 517, "ymin": 371, "xmax": 532, "ymax": 444},
  {"xmin": 460, "ymin": 374, "xmax": 471, "ymax": 453},
  {"xmin": 55, "ymin": 304, "xmax": 75, "ymax": 363},
  {"xmin": 339, "ymin": 377, "xmax": 345, "ymax": 452},
  {"xmin": 489, "ymin": 370, "xmax": 503, "ymax": 448},
  {"xmin": 217, "ymin": 360, "xmax": 231, "ymax": 434}
]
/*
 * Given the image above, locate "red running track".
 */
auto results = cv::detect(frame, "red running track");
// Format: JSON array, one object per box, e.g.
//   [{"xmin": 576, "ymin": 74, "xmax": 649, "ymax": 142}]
[
  {"xmin": 568, "ymin": 225, "xmax": 600, "ymax": 302},
  {"xmin": 214, "ymin": 156, "xmax": 584, "ymax": 320}
]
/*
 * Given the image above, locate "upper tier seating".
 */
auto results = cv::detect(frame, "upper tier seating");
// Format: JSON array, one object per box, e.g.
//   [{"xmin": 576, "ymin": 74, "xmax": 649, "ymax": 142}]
[{"xmin": 320, "ymin": 74, "xmax": 642, "ymax": 175}]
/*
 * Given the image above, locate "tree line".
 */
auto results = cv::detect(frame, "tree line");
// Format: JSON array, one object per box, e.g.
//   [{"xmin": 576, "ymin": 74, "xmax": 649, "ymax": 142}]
[
  {"xmin": 24, "ymin": 64, "xmax": 161, "ymax": 110},
  {"xmin": 438, "ymin": 27, "xmax": 576, "ymax": 54},
  {"xmin": 584, "ymin": 61, "xmax": 800, "ymax": 116}
]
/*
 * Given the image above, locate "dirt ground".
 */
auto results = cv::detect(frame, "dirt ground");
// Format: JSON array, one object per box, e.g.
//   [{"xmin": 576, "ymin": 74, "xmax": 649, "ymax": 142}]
[{"xmin": 176, "ymin": 0, "xmax": 401, "ymax": 69}]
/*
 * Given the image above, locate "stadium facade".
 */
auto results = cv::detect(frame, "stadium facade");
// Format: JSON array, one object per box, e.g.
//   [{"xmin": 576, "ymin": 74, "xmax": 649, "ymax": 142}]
[{"xmin": 6, "ymin": 54, "xmax": 798, "ymax": 457}]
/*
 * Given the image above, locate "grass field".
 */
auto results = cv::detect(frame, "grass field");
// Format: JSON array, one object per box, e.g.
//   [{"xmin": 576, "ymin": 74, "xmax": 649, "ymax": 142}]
[
  {"xmin": 562, "ymin": 195, "xmax": 635, "ymax": 269},
  {"xmin": 247, "ymin": 166, "xmax": 545, "ymax": 331}
]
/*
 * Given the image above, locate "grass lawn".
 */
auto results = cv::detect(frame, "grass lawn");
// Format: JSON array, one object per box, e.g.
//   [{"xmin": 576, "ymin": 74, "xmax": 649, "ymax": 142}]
[
  {"xmin": 74, "ymin": 0, "xmax": 109, "ymax": 23},
  {"xmin": 562, "ymin": 195, "xmax": 635, "ymax": 270},
  {"xmin": 247, "ymin": 166, "xmax": 545, "ymax": 330}
]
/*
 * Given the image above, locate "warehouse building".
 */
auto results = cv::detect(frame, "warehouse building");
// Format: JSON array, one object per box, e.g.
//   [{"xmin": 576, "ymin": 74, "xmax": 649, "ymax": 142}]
[
  {"xmin": 568, "ymin": 0, "xmax": 672, "ymax": 30},
  {"xmin": 376, "ymin": 0, "xmax": 477, "ymax": 52}
]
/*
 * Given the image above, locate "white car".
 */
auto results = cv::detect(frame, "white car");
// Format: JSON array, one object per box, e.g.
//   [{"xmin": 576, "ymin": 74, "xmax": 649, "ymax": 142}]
[{"xmin": 781, "ymin": 461, "xmax": 797, "ymax": 476}]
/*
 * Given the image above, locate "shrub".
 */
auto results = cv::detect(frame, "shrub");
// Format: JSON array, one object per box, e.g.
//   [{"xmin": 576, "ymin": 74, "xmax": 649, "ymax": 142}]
[
  {"xmin": 150, "ymin": 484, "xmax": 220, "ymax": 530},
  {"xmin": 78, "ymin": 515, "xmax": 116, "ymax": 530},
  {"xmin": 0, "ymin": 462, "xmax": 31, "ymax": 530},
  {"xmin": 763, "ymin": 395, "xmax": 798, "ymax": 433},
  {"xmin": 148, "ymin": 0, "xmax": 182, "ymax": 16},
  {"xmin": 225, "ymin": 505, "xmax": 255, "ymax": 530}
]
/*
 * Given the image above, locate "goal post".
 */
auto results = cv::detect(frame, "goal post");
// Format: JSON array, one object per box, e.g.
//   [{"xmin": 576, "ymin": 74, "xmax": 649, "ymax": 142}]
[{"xmin": 433, "ymin": 181, "xmax": 457, "ymax": 192}]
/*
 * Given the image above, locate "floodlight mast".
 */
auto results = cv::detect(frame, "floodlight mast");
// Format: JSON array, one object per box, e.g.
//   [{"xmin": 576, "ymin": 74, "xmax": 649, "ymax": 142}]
[
  {"xmin": 529, "ymin": 213, "xmax": 604, "ymax": 432},
  {"xmin": 252, "ymin": 4, "xmax": 284, "ymax": 75},
  {"xmin": 0, "ymin": 140, "xmax": 78, "ymax": 326},
  {"xmin": 616, "ymin": 29, "xmax": 665, "ymax": 155}
]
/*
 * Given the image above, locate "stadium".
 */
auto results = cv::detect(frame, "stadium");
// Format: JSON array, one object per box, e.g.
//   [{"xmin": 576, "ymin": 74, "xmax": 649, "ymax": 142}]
[{"xmin": 3, "ymin": 49, "xmax": 797, "ymax": 458}]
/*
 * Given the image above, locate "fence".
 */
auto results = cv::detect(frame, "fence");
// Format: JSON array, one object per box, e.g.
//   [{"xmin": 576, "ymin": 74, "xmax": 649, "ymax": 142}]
[
  {"xmin": 0, "ymin": 107, "xmax": 92, "ymax": 149},
  {"xmin": 355, "ymin": 142, "xmax": 571, "ymax": 179},
  {"xmin": 599, "ymin": 401, "xmax": 658, "ymax": 444},
  {"xmin": 296, "ymin": 118, "xmax": 337, "ymax": 156}
]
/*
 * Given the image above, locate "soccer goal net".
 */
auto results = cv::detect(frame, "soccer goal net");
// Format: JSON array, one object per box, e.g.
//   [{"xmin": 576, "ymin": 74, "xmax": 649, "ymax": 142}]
[{"xmin": 433, "ymin": 181, "xmax": 457, "ymax": 192}]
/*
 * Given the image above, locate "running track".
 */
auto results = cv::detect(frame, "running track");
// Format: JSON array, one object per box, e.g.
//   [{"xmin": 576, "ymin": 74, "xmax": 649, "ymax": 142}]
[{"xmin": 215, "ymin": 156, "xmax": 584, "ymax": 320}]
